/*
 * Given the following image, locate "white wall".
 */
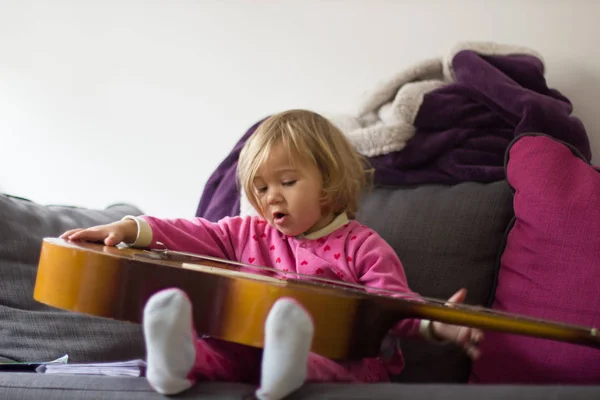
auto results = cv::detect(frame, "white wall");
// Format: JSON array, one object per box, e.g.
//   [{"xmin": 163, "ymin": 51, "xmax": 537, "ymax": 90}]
[{"xmin": 1, "ymin": 0, "xmax": 599, "ymax": 218}]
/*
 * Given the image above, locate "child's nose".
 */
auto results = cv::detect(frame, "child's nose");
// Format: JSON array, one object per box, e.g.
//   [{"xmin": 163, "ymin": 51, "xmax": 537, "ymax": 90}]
[{"xmin": 267, "ymin": 189, "xmax": 283, "ymax": 204}]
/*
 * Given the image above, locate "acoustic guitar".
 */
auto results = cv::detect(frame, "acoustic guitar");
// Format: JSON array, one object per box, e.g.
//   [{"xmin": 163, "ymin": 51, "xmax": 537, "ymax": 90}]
[{"xmin": 33, "ymin": 237, "xmax": 599, "ymax": 360}]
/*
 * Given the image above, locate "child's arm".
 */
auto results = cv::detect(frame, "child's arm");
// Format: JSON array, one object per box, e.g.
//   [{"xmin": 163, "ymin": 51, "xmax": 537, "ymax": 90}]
[
  {"xmin": 353, "ymin": 233, "xmax": 444, "ymax": 342},
  {"xmin": 124, "ymin": 214, "xmax": 252, "ymax": 261},
  {"xmin": 355, "ymin": 233, "xmax": 483, "ymax": 356}
]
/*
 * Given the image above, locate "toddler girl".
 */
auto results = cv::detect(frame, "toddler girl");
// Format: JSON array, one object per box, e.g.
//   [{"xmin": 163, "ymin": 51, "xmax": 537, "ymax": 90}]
[{"xmin": 61, "ymin": 109, "xmax": 482, "ymax": 399}]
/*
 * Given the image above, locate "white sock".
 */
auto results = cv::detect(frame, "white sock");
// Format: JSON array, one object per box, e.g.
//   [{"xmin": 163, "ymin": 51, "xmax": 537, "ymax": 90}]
[
  {"xmin": 143, "ymin": 288, "xmax": 196, "ymax": 395},
  {"xmin": 255, "ymin": 298, "xmax": 314, "ymax": 400}
]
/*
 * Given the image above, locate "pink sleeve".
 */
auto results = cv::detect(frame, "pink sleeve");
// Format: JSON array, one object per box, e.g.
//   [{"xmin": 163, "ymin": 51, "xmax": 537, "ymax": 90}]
[
  {"xmin": 354, "ymin": 234, "xmax": 424, "ymax": 339},
  {"xmin": 140, "ymin": 215, "xmax": 251, "ymax": 261}
]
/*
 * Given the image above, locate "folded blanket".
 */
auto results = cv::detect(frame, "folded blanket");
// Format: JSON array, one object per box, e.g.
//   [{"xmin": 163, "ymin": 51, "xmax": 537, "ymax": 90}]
[
  {"xmin": 196, "ymin": 41, "xmax": 591, "ymax": 220},
  {"xmin": 328, "ymin": 41, "xmax": 591, "ymax": 185}
]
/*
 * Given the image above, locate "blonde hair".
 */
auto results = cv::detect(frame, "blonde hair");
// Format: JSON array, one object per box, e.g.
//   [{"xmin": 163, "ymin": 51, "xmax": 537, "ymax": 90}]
[{"xmin": 237, "ymin": 109, "xmax": 373, "ymax": 219}]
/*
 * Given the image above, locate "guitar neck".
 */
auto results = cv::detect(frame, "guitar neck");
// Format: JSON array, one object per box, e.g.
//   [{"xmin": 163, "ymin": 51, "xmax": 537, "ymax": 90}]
[
  {"xmin": 380, "ymin": 297, "xmax": 600, "ymax": 349},
  {"xmin": 165, "ymin": 249, "xmax": 600, "ymax": 349}
]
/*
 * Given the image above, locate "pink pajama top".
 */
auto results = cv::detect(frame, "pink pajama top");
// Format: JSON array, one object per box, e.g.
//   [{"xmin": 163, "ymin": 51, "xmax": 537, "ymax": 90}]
[{"xmin": 127, "ymin": 212, "xmax": 438, "ymax": 376}]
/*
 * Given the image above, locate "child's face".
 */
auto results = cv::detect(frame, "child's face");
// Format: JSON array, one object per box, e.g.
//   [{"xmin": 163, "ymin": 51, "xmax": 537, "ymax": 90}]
[{"xmin": 253, "ymin": 142, "xmax": 333, "ymax": 236}]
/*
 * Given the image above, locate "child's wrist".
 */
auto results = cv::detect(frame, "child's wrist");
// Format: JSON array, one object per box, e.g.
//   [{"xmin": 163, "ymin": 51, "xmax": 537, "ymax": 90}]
[{"xmin": 119, "ymin": 218, "xmax": 140, "ymax": 244}]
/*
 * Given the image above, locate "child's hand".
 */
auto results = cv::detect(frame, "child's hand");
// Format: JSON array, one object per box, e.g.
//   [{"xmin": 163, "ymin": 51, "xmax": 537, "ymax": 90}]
[
  {"xmin": 430, "ymin": 288, "xmax": 484, "ymax": 359},
  {"xmin": 60, "ymin": 219, "xmax": 138, "ymax": 247}
]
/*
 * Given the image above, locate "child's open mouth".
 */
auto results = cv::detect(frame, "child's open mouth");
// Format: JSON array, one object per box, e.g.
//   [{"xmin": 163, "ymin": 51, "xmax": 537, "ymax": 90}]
[{"xmin": 273, "ymin": 212, "xmax": 287, "ymax": 224}]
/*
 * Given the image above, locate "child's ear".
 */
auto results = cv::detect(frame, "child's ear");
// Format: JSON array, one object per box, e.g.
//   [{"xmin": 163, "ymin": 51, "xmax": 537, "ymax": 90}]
[
  {"xmin": 318, "ymin": 191, "xmax": 329, "ymax": 206},
  {"xmin": 319, "ymin": 195, "xmax": 335, "ymax": 216}
]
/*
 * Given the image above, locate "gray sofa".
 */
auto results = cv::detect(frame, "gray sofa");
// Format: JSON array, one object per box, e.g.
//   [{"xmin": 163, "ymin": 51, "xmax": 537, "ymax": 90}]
[{"xmin": 0, "ymin": 178, "xmax": 598, "ymax": 399}]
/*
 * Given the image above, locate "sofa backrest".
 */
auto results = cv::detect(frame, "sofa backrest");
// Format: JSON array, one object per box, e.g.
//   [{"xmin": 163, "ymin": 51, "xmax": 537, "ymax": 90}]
[{"xmin": 0, "ymin": 193, "xmax": 147, "ymax": 363}]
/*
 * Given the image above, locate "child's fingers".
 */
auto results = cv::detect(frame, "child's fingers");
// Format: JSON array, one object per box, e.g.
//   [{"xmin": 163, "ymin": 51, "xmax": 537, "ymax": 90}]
[
  {"xmin": 466, "ymin": 344, "xmax": 481, "ymax": 359},
  {"xmin": 446, "ymin": 288, "xmax": 467, "ymax": 305},
  {"xmin": 104, "ymin": 232, "xmax": 122, "ymax": 246},
  {"xmin": 472, "ymin": 330, "xmax": 484, "ymax": 344},
  {"xmin": 59, "ymin": 228, "xmax": 83, "ymax": 239},
  {"xmin": 68, "ymin": 228, "xmax": 107, "ymax": 242},
  {"xmin": 462, "ymin": 328, "xmax": 483, "ymax": 359}
]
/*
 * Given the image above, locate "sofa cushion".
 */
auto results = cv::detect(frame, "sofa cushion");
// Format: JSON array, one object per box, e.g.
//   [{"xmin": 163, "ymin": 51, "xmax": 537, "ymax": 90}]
[
  {"xmin": 356, "ymin": 180, "xmax": 513, "ymax": 382},
  {"xmin": 2, "ymin": 373, "xmax": 600, "ymax": 400},
  {"xmin": 470, "ymin": 134, "xmax": 600, "ymax": 383},
  {"xmin": 0, "ymin": 193, "xmax": 146, "ymax": 363},
  {"xmin": 0, "ymin": 373, "xmax": 254, "ymax": 400}
]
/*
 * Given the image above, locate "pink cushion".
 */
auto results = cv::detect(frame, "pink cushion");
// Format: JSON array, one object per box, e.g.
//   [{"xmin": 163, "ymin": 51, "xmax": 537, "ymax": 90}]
[{"xmin": 469, "ymin": 134, "xmax": 600, "ymax": 384}]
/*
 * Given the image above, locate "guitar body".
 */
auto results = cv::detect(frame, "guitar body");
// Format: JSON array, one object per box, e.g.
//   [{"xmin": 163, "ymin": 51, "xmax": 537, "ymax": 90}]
[
  {"xmin": 33, "ymin": 238, "xmax": 396, "ymax": 360},
  {"xmin": 33, "ymin": 238, "xmax": 600, "ymax": 360}
]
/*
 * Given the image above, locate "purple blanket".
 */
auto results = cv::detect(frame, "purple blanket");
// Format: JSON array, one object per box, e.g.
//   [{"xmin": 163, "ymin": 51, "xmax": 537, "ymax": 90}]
[
  {"xmin": 369, "ymin": 51, "xmax": 590, "ymax": 185},
  {"xmin": 196, "ymin": 50, "xmax": 591, "ymax": 221}
]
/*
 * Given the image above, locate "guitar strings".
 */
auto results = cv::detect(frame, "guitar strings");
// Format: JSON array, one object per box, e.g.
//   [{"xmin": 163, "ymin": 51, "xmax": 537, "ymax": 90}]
[{"xmin": 142, "ymin": 246, "xmax": 599, "ymax": 332}]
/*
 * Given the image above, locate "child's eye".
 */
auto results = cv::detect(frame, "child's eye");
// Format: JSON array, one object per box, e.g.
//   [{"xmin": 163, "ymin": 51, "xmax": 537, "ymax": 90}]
[
  {"xmin": 256, "ymin": 187, "xmax": 267, "ymax": 193},
  {"xmin": 282, "ymin": 180, "xmax": 297, "ymax": 187}
]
